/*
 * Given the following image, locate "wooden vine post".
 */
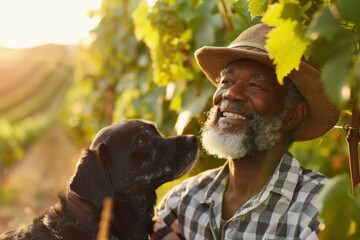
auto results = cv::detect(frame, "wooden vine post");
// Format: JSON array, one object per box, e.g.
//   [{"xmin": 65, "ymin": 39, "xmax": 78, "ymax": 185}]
[{"xmin": 346, "ymin": 98, "xmax": 360, "ymax": 194}]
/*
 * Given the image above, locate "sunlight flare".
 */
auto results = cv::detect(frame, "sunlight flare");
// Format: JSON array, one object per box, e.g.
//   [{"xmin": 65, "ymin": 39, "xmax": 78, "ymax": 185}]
[{"xmin": 0, "ymin": 0, "xmax": 101, "ymax": 48}]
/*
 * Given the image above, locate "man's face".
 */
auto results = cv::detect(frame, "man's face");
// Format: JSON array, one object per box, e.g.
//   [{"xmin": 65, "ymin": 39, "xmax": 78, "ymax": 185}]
[{"xmin": 201, "ymin": 59, "xmax": 288, "ymax": 160}]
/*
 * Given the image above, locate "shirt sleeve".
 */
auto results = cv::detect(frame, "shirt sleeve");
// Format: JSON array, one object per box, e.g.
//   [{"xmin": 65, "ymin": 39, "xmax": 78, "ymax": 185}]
[
  {"xmin": 152, "ymin": 187, "xmax": 186, "ymax": 240},
  {"xmin": 298, "ymin": 214, "xmax": 322, "ymax": 240}
]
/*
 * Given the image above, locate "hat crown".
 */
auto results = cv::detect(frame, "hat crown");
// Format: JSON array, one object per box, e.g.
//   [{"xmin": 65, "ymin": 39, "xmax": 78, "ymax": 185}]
[
  {"xmin": 229, "ymin": 23, "xmax": 320, "ymax": 70},
  {"xmin": 228, "ymin": 23, "xmax": 271, "ymax": 51}
]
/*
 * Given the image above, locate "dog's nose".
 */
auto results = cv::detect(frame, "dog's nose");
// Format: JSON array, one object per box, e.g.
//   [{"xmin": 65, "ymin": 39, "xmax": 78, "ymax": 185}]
[{"xmin": 185, "ymin": 135, "xmax": 198, "ymax": 146}]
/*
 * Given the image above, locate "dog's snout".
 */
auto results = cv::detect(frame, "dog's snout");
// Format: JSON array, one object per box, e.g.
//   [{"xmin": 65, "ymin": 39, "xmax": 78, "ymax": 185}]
[{"xmin": 185, "ymin": 135, "xmax": 198, "ymax": 146}]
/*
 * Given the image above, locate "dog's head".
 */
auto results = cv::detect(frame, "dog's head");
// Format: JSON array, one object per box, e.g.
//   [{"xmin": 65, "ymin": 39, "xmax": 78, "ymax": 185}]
[{"xmin": 68, "ymin": 119, "xmax": 199, "ymax": 208}]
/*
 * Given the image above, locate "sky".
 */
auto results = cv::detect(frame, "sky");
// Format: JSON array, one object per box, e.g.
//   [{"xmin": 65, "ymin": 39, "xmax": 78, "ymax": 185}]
[{"xmin": 0, "ymin": 0, "xmax": 102, "ymax": 49}]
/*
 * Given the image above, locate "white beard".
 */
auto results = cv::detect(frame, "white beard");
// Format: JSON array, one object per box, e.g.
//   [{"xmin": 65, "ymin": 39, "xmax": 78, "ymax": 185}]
[
  {"xmin": 201, "ymin": 127, "xmax": 247, "ymax": 159},
  {"xmin": 201, "ymin": 101, "xmax": 284, "ymax": 160}
]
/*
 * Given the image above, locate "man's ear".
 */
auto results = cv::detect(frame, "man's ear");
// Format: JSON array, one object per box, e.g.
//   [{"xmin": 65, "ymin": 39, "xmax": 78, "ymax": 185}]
[{"xmin": 283, "ymin": 100, "xmax": 308, "ymax": 131}]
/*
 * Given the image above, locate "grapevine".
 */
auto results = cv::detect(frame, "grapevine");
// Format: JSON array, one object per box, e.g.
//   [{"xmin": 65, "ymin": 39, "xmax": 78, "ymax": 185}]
[{"xmin": 147, "ymin": 0, "xmax": 187, "ymax": 86}]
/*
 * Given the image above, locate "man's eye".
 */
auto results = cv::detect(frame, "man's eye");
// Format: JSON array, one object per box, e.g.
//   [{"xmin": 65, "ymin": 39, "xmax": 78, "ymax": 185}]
[
  {"xmin": 248, "ymin": 82, "xmax": 264, "ymax": 90},
  {"xmin": 220, "ymin": 79, "xmax": 232, "ymax": 86}
]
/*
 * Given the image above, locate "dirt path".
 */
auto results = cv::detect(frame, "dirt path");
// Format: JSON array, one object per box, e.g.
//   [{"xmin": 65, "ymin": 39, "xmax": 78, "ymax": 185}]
[{"xmin": 0, "ymin": 123, "xmax": 81, "ymax": 233}]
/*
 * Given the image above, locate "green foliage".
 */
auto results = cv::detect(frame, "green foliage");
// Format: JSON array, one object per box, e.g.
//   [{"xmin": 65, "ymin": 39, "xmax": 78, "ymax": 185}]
[
  {"xmin": 0, "ymin": 120, "xmax": 25, "ymax": 168},
  {"xmin": 290, "ymin": 127, "xmax": 350, "ymax": 177},
  {"xmin": 248, "ymin": 0, "xmax": 269, "ymax": 17},
  {"xmin": 318, "ymin": 175, "xmax": 360, "ymax": 240},
  {"xmin": 133, "ymin": 0, "xmax": 222, "ymax": 134},
  {"xmin": 0, "ymin": 116, "xmax": 54, "ymax": 170},
  {"xmin": 307, "ymin": 2, "xmax": 359, "ymax": 106}
]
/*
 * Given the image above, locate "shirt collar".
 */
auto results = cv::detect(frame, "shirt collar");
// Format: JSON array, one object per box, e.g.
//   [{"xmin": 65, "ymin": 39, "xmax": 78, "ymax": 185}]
[
  {"xmin": 203, "ymin": 152, "xmax": 301, "ymax": 204},
  {"xmin": 265, "ymin": 151, "xmax": 301, "ymax": 200},
  {"xmin": 204, "ymin": 163, "xmax": 229, "ymax": 204}
]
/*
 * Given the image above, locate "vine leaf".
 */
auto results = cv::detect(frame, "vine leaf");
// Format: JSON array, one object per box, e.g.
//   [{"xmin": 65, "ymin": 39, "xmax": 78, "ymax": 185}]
[
  {"xmin": 190, "ymin": 2, "xmax": 221, "ymax": 48},
  {"xmin": 307, "ymin": 6, "xmax": 342, "ymax": 41},
  {"xmin": 262, "ymin": 2, "xmax": 308, "ymax": 84},
  {"xmin": 318, "ymin": 175, "xmax": 358, "ymax": 239},
  {"xmin": 247, "ymin": 0, "xmax": 268, "ymax": 18},
  {"xmin": 337, "ymin": 0, "xmax": 360, "ymax": 27},
  {"xmin": 321, "ymin": 39, "xmax": 353, "ymax": 106}
]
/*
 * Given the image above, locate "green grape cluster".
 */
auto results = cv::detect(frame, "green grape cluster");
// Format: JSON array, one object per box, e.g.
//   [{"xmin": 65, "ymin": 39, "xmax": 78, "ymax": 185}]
[
  {"xmin": 147, "ymin": 0, "xmax": 186, "ymax": 85},
  {"xmin": 148, "ymin": 0, "xmax": 185, "ymax": 38}
]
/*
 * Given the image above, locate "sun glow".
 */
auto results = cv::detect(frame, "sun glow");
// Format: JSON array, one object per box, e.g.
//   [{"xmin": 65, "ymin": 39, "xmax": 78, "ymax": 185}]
[{"xmin": 0, "ymin": 0, "xmax": 102, "ymax": 49}]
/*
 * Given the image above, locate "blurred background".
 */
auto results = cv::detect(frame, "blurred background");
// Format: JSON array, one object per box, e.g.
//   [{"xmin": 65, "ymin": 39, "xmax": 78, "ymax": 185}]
[{"xmin": 0, "ymin": 0, "xmax": 355, "ymax": 235}]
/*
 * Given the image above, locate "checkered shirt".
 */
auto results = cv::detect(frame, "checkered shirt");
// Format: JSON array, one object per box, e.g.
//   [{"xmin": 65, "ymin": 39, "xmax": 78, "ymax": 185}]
[{"xmin": 153, "ymin": 152, "xmax": 328, "ymax": 240}]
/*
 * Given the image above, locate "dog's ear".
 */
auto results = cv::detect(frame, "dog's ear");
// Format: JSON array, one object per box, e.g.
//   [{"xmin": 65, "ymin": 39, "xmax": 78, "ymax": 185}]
[
  {"xmin": 96, "ymin": 143, "xmax": 113, "ymax": 170},
  {"xmin": 68, "ymin": 149, "xmax": 96, "ymax": 194},
  {"xmin": 68, "ymin": 146, "xmax": 114, "ymax": 209}
]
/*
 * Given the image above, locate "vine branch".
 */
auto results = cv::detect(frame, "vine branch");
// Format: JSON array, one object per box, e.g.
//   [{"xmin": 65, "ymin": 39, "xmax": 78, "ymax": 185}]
[{"xmin": 220, "ymin": 0, "xmax": 234, "ymax": 31}]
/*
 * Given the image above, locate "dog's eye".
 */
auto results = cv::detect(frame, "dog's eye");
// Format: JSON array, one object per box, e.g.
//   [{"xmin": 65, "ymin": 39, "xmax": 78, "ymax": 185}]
[{"xmin": 136, "ymin": 136, "xmax": 149, "ymax": 147}]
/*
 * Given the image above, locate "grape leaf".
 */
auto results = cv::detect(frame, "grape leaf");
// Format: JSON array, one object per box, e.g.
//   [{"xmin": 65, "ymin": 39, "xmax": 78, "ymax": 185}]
[
  {"xmin": 337, "ymin": 0, "xmax": 360, "ymax": 27},
  {"xmin": 263, "ymin": 3, "xmax": 309, "ymax": 84},
  {"xmin": 307, "ymin": 5, "xmax": 342, "ymax": 41},
  {"xmin": 233, "ymin": 0, "xmax": 256, "ymax": 29},
  {"xmin": 318, "ymin": 175, "xmax": 353, "ymax": 240},
  {"xmin": 190, "ymin": 11, "xmax": 221, "ymax": 48},
  {"xmin": 319, "ymin": 175, "xmax": 351, "ymax": 210},
  {"xmin": 247, "ymin": 0, "xmax": 269, "ymax": 18},
  {"xmin": 321, "ymin": 34, "xmax": 355, "ymax": 107},
  {"xmin": 279, "ymin": 0, "xmax": 302, "ymax": 19}
]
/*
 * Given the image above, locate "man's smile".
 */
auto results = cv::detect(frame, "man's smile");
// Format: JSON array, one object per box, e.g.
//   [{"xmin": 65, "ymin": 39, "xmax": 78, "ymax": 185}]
[
  {"xmin": 221, "ymin": 112, "xmax": 247, "ymax": 120},
  {"xmin": 218, "ymin": 110, "xmax": 249, "ymax": 129},
  {"xmin": 216, "ymin": 100, "xmax": 251, "ymax": 127}
]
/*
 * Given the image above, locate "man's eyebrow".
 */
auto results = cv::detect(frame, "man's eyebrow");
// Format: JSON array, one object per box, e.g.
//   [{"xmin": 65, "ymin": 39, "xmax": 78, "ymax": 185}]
[
  {"xmin": 250, "ymin": 72, "xmax": 266, "ymax": 81},
  {"xmin": 220, "ymin": 67, "xmax": 234, "ymax": 76}
]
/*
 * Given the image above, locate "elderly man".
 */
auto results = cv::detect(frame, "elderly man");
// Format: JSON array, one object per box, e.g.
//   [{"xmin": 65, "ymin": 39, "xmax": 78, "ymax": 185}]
[{"xmin": 153, "ymin": 23, "xmax": 339, "ymax": 239}]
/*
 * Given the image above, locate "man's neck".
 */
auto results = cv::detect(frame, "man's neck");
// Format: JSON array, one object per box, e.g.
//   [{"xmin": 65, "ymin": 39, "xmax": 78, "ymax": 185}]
[{"xmin": 222, "ymin": 146, "xmax": 287, "ymax": 220}]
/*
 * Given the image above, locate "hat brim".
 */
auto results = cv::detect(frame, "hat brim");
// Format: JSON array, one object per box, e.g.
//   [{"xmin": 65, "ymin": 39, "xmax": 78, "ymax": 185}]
[{"xmin": 195, "ymin": 46, "xmax": 339, "ymax": 141}]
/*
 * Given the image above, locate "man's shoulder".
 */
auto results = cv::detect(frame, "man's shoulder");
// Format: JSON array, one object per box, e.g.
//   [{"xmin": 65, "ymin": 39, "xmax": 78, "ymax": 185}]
[
  {"xmin": 295, "ymin": 166, "xmax": 329, "ymax": 200},
  {"xmin": 285, "ymin": 153, "xmax": 328, "ymax": 191},
  {"xmin": 300, "ymin": 167, "xmax": 328, "ymax": 186}
]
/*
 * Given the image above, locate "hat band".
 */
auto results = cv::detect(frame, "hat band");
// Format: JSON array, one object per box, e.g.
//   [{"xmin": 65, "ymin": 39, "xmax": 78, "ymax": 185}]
[{"xmin": 228, "ymin": 42, "xmax": 267, "ymax": 52}]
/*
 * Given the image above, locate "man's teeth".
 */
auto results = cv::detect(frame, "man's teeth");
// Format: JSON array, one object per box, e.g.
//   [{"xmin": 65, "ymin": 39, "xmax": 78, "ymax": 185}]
[{"xmin": 223, "ymin": 112, "xmax": 246, "ymax": 120}]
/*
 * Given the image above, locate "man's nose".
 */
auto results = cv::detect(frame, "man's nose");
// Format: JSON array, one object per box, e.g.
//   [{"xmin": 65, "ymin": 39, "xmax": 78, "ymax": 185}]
[{"xmin": 222, "ymin": 82, "xmax": 248, "ymax": 102}]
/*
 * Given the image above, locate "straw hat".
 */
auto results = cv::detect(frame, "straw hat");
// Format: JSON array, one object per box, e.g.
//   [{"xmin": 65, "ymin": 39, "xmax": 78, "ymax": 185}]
[{"xmin": 195, "ymin": 23, "xmax": 339, "ymax": 141}]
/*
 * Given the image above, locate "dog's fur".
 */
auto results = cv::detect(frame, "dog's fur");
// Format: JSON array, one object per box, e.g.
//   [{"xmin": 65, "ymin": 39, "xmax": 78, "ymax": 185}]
[{"xmin": 0, "ymin": 119, "xmax": 199, "ymax": 240}]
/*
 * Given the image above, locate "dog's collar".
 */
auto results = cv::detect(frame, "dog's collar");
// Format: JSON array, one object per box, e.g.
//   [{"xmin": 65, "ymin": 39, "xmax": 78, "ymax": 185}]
[{"xmin": 66, "ymin": 190, "xmax": 99, "ymax": 226}]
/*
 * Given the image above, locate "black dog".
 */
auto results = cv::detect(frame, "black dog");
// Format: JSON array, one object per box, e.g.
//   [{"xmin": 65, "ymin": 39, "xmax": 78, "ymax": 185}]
[{"xmin": 0, "ymin": 119, "xmax": 199, "ymax": 240}]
